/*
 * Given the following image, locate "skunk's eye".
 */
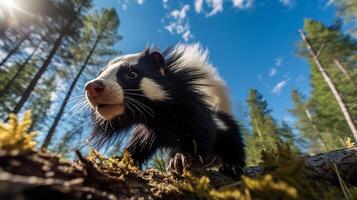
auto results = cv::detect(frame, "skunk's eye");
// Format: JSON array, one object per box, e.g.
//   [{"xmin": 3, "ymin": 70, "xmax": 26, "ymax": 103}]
[{"xmin": 127, "ymin": 70, "xmax": 138, "ymax": 78}]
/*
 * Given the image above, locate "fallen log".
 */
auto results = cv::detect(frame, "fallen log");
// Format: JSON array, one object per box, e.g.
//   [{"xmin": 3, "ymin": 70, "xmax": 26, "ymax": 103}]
[
  {"xmin": 0, "ymin": 146, "xmax": 357, "ymax": 200},
  {"xmin": 244, "ymin": 146, "xmax": 357, "ymax": 184}
]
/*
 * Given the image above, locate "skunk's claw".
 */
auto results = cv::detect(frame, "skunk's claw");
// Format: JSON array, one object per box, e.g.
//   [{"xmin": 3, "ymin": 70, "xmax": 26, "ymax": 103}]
[
  {"xmin": 167, "ymin": 153, "xmax": 203, "ymax": 173},
  {"xmin": 219, "ymin": 164, "xmax": 243, "ymax": 178},
  {"xmin": 167, "ymin": 153, "xmax": 188, "ymax": 172}
]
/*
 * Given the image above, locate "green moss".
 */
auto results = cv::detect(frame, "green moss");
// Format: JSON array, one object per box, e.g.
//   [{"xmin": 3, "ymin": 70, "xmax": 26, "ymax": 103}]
[
  {"xmin": 0, "ymin": 111, "xmax": 37, "ymax": 152},
  {"xmin": 1, "ymin": 112, "xmax": 356, "ymax": 199},
  {"xmin": 179, "ymin": 170, "xmax": 297, "ymax": 200},
  {"xmin": 87, "ymin": 148, "xmax": 139, "ymax": 174}
]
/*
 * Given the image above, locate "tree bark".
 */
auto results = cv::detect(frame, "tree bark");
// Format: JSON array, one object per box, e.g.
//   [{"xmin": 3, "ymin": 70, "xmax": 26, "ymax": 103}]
[
  {"xmin": 333, "ymin": 58, "xmax": 357, "ymax": 87},
  {"xmin": 0, "ymin": 31, "xmax": 31, "ymax": 69},
  {"xmin": 304, "ymin": 108, "xmax": 319, "ymax": 134},
  {"xmin": 42, "ymin": 28, "xmax": 105, "ymax": 149},
  {"xmin": 11, "ymin": 2, "xmax": 86, "ymax": 115},
  {"xmin": 245, "ymin": 146, "xmax": 357, "ymax": 184},
  {"xmin": 0, "ymin": 40, "xmax": 42, "ymax": 99},
  {"xmin": 299, "ymin": 30, "xmax": 357, "ymax": 142},
  {"xmin": 304, "ymin": 108, "xmax": 329, "ymax": 150}
]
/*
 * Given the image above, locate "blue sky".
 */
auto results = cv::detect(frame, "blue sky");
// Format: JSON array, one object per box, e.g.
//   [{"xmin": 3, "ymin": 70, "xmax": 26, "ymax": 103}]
[{"xmin": 95, "ymin": 0, "xmax": 337, "ymax": 125}]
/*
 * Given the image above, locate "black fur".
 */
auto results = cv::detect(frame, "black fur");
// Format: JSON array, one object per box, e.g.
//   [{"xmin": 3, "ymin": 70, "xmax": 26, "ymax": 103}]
[{"xmin": 89, "ymin": 47, "xmax": 245, "ymax": 176}]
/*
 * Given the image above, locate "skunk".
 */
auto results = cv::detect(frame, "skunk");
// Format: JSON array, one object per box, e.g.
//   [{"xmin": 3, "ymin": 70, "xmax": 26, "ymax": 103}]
[{"xmin": 85, "ymin": 44, "xmax": 245, "ymax": 177}]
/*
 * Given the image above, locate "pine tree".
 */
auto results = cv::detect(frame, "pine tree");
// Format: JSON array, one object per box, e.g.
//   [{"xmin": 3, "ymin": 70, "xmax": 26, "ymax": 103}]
[
  {"xmin": 278, "ymin": 121, "xmax": 300, "ymax": 153},
  {"xmin": 299, "ymin": 19, "xmax": 357, "ymax": 142},
  {"xmin": 26, "ymin": 74, "xmax": 57, "ymax": 132},
  {"xmin": 11, "ymin": 0, "xmax": 92, "ymax": 115},
  {"xmin": 0, "ymin": 0, "xmax": 59, "ymax": 69},
  {"xmin": 0, "ymin": 31, "xmax": 31, "ymax": 69},
  {"xmin": 332, "ymin": 0, "xmax": 357, "ymax": 37},
  {"xmin": 0, "ymin": 39, "xmax": 43, "ymax": 99},
  {"xmin": 246, "ymin": 89, "xmax": 280, "ymax": 165},
  {"xmin": 245, "ymin": 89, "xmax": 301, "ymax": 164},
  {"xmin": 289, "ymin": 90, "xmax": 327, "ymax": 153},
  {"xmin": 53, "ymin": 126, "xmax": 83, "ymax": 158},
  {"xmin": 42, "ymin": 8, "xmax": 121, "ymax": 148},
  {"xmin": 0, "ymin": 59, "xmax": 39, "ymax": 118}
]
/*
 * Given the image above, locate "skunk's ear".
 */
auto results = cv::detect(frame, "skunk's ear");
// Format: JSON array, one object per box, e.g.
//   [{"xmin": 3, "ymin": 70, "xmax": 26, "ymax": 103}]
[
  {"xmin": 149, "ymin": 52, "xmax": 165, "ymax": 68},
  {"xmin": 146, "ymin": 51, "xmax": 165, "ymax": 75}
]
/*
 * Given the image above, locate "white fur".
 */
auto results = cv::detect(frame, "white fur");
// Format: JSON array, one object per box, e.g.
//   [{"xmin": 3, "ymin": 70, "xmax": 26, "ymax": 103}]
[
  {"xmin": 102, "ymin": 44, "xmax": 232, "ymax": 113},
  {"xmin": 86, "ymin": 63, "xmax": 125, "ymax": 119},
  {"xmin": 85, "ymin": 78, "xmax": 124, "ymax": 119},
  {"xmin": 140, "ymin": 78, "xmax": 169, "ymax": 101},
  {"xmin": 168, "ymin": 43, "xmax": 232, "ymax": 113},
  {"xmin": 108, "ymin": 53, "xmax": 142, "ymax": 66},
  {"xmin": 212, "ymin": 115, "xmax": 228, "ymax": 131}
]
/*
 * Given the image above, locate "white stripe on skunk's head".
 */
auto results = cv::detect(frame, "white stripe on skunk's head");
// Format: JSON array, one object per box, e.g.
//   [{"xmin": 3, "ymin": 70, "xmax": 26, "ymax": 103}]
[
  {"xmin": 85, "ymin": 50, "xmax": 169, "ymax": 120},
  {"xmin": 168, "ymin": 43, "xmax": 232, "ymax": 113}
]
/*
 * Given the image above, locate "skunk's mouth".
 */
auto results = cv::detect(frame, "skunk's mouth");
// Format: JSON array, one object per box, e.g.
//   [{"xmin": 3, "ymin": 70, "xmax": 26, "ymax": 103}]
[
  {"xmin": 96, "ymin": 103, "xmax": 123, "ymax": 110},
  {"xmin": 97, "ymin": 103, "xmax": 115, "ymax": 108},
  {"xmin": 95, "ymin": 103, "xmax": 125, "ymax": 119}
]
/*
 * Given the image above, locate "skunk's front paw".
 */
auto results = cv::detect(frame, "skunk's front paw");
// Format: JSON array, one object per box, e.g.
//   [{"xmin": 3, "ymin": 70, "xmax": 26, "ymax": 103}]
[
  {"xmin": 167, "ymin": 153, "xmax": 203, "ymax": 173},
  {"xmin": 219, "ymin": 164, "xmax": 243, "ymax": 178},
  {"xmin": 167, "ymin": 152, "xmax": 187, "ymax": 172}
]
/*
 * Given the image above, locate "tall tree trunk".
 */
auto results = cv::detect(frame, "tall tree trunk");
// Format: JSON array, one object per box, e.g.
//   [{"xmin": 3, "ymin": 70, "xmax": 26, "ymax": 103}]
[
  {"xmin": 304, "ymin": 108, "xmax": 328, "ymax": 150},
  {"xmin": 333, "ymin": 58, "xmax": 357, "ymax": 87},
  {"xmin": 11, "ymin": 2, "xmax": 86, "ymax": 115},
  {"xmin": 299, "ymin": 30, "xmax": 357, "ymax": 141},
  {"xmin": 0, "ymin": 32, "xmax": 31, "ymax": 69},
  {"xmin": 253, "ymin": 118, "xmax": 262, "ymax": 137},
  {"xmin": 0, "ymin": 40, "xmax": 42, "ymax": 99},
  {"xmin": 304, "ymin": 108, "xmax": 319, "ymax": 133},
  {"xmin": 42, "ymin": 28, "xmax": 105, "ymax": 148}
]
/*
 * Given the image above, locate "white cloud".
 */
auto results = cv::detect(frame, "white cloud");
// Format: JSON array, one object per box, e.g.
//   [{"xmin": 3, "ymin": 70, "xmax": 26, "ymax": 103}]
[
  {"xmin": 275, "ymin": 57, "xmax": 283, "ymax": 67},
  {"xmin": 120, "ymin": 0, "xmax": 129, "ymax": 10},
  {"xmin": 163, "ymin": 0, "xmax": 293, "ymax": 41},
  {"xmin": 135, "ymin": 0, "xmax": 145, "ymax": 5},
  {"xmin": 326, "ymin": 0, "xmax": 335, "ymax": 7},
  {"xmin": 279, "ymin": 0, "xmax": 295, "ymax": 7},
  {"xmin": 164, "ymin": 4, "xmax": 193, "ymax": 41},
  {"xmin": 182, "ymin": 30, "xmax": 192, "ymax": 41},
  {"xmin": 120, "ymin": 0, "xmax": 145, "ymax": 10},
  {"xmin": 269, "ymin": 68, "xmax": 277, "ymax": 77},
  {"xmin": 232, "ymin": 0, "xmax": 254, "ymax": 9},
  {"xmin": 193, "ymin": 0, "xmax": 224, "ymax": 16},
  {"xmin": 192, "ymin": 0, "xmax": 254, "ymax": 17},
  {"xmin": 272, "ymin": 79, "xmax": 288, "ymax": 94},
  {"xmin": 257, "ymin": 74, "xmax": 263, "ymax": 81},
  {"xmin": 162, "ymin": 0, "xmax": 169, "ymax": 8},
  {"xmin": 171, "ymin": 4, "xmax": 190, "ymax": 19},
  {"xmin": 206, "ymin": 0, "xmax": 224, "ymax": 17},
  {"xmin": 195, "ymin": 0, "xmax": 204, "ymax": 13}
]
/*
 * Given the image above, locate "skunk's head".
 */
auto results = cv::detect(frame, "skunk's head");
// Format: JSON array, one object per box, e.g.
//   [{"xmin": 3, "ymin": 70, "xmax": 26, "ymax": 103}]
[{"xmin": 85, "ymin": 50, "xmax": 170, "ymax": 120}]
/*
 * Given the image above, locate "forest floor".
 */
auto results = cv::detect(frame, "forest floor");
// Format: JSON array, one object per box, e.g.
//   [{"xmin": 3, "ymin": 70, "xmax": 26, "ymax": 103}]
[
  {"xmin": 1, "ymin": 113, "xmax": 357, "ymax": 200},
  {"xmin": 1, "ymin": 145, "xmax": 357, "ymax": 200},
  {"xmin": 0, "ymin": 149, "xmax": 197, "ymax": 200}
]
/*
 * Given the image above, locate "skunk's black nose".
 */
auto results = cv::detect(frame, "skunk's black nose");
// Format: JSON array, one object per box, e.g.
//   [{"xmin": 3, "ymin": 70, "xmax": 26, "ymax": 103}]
[{"xmin": 85, "ymin": 80, "xmax": 105, "ymax": 97}]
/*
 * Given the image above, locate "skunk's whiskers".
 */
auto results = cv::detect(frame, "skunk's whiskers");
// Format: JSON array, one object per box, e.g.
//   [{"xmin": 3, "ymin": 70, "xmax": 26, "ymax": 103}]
[
  {"xmin": 124, "ymin": 97, "xmax": 148, "ymax": 123},
  {"xmin": 126, "ymin": 96, "xmax": 155, "ymax": 118}
]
